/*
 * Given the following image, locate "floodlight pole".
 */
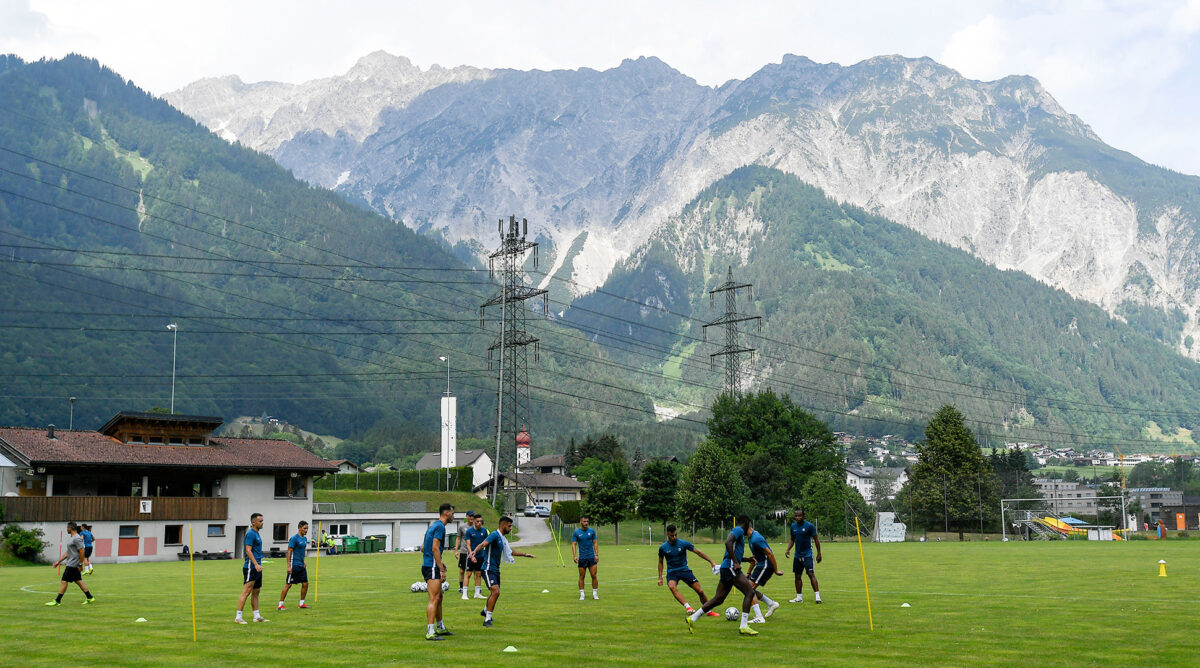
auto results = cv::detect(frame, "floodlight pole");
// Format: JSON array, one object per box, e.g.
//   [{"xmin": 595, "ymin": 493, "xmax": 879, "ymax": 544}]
[{"xmin": 167, "ymin": 323, "xmax": 178, "ymax": 414}]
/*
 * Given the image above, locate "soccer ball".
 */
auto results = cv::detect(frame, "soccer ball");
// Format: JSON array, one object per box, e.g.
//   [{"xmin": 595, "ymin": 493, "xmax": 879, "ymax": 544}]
[
  {"xmin": 418, "ymin": 582, "xmax": 429, "ymax": 592},
  {"xmin": 441, "ymin": 581, "xmax": 450, "ymax": 592},
  {"xmin": 410, "ymin": 582, "xmax": 422, "ymax": 593},
  {"xmin": 724, "ymin": 607, "xmax": 740, "ymax": 621}
]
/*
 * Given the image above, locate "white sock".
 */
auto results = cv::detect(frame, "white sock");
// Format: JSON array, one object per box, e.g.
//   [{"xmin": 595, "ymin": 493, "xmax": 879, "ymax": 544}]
[
  {"xmin": 253, "ymin": 609, "xmax": 261, "ymax": 618},
  {"xmin": 235, "ymin": 610, "xmax": 243, "ymax": 619},
  {"xmin": 485, "ymin": 610, "xmax": 493, "ymax": 621},
  {"xmin": 579, "ymin": 589, "xmax": 585, "ymax": 598},
  {"xmin": 689, "ymin": 608, "xmax": 703, "ymax": 621},
  {"xmin": 298, "ymin": 599, "xmax": 305, "ymax": 606},
  {"xmin": 427, "ymin": 623, "xmax": 435, "ymax": 635},
  {"xmin": 592, "ymin": 588, "xmax": 599, "ymax": 598},
  {"xmin": 740, "ymin": 612, "xmax": 749, "ymax": 629},
  {"xmin": 683, "ymin": 601, "xmax": 691, "ymax": 609},
  {"xmin": 436, "ymin": 620, "xmax": 446, "ymax": 631},
  {"xmin": 279, "ymin": 601, "xmax": 285, "ymax": 607},
  {"xmin": 752, "ymin": 603, "xmax": 763, "ymax": 619},
  {"xmin": 760, "ymin": 594, "xmax": 776, "ymax": 606},
  {"xmin": 475, "ymin": 586, "xmax": 481, "ymax": 595},
  {"xmin": 814, "ymin": 591, "xmax": 821, "ymax": 601}
]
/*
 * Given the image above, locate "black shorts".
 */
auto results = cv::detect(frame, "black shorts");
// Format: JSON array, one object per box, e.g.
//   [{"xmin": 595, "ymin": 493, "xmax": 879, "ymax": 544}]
[
  {"xmin": 242, "ymin": 566, "xmax": 263, "ymax": 589},
  {"xmin": 483, "ymin": 570, "xmax": 500, "ymax": 588},
  {"xmin": 794, "ymin": 555, "xmax": 815, "ymax": 574},
  {"xmin": 457, "ymin": 553, "xmax": 468, "ymax": 570},
  {"xmin": 719, "ymin": 566, "xmax": 740, "ymax": 584},
  {"xmin": 83, "ymin": 546, "xmax": 93, "ymax": 559},
  {"xmin": 286, "ymin": 566, "xmax": 308, "ymax": 584},
  {"xmin": 666, "ymin": 569, "xmax": 698, "ymax": 586},
  {"xmin": 421, "ymin": 565, "xmax": 446, "ymax": 582},
  {"xmin": 62, "ymin": 566, "xmax": 82, "ymax": 583},
  {"xmin": 750, "ymin": 563, "xmax": 773, "ymax": 587},
  {"xmin": 577, "ymin": 557, "xmax": 597, "ymax": 569},
  {"xmin": 466, "ymin": 553, "xmax": 483, "ymax": 572}
]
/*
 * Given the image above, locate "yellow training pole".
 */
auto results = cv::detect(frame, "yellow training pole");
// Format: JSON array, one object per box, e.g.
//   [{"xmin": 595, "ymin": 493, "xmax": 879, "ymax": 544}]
[
  {"xmin": 188, "ymin": 525, "xmax": 197, "ymax": 642},
  {"xmin": 315, "ymin": 522, "xmax": 320, "ymax": 603},
  {"xmin": 855, "ymin": 516, "xmax": 874, "ymax": 631},
  {"xmin": 549, "ymin": 519, "xmax": 565, "ymax": 566}
]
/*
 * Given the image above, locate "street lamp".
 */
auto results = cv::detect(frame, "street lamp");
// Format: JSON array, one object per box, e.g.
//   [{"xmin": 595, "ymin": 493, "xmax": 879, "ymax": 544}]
[
  {"xmin": 69, "ymin": 396, "xmax": 75, "ymax": 430},
  {"xmin": 167, "ymin": 323, "xmax": 178, "ymax": 414},
  {"xmin": 438, "ymin": 355, "xmax": 450, "ymax": 396}
]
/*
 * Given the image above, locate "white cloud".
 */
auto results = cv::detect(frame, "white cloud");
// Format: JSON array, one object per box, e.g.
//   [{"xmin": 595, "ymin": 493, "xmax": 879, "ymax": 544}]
[
  {"xmin": 0, "ymin": 0, "xmax": 48, "ymax": 42},
  {"xmin": 939, "ymin": 15, "xmax": 1007, "ymax": 81},
  {"xmin": 1173, "ymin": 0, "xmax": 1200, "ymax": 34}
]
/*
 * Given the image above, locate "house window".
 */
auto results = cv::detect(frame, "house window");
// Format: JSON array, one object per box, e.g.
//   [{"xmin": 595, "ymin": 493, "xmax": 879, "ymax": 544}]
[
  {"xmin": 128, "ymin": 435, "xmax": 145, "ymax": 444},
  {"xmin": 169, "ymin": 437, "xmax": 185, "ymax": 445},
  {"xmin": 165, "ymin": 525, "xmax": 182, "ymax": 545},
  {"xmin": 329, "ymin": 524, "xmax": 348, "ymax": 536},
  {"xmin": 274, "ymin": 475, "xmax": 307, "ymax": 499},
  {"xmin": 148, "ymin": 436, "xmax": 164, "ymax": 445},
  {"xmin": 188, "ymin": 437, "xmax": 204, "ymax": 445},
  {"xmin": 208, "ymin": 524, "xmax": 225, "ymax": 537},
  {"xmin": 273, "ymin": 523, "xmax": 288, "ymax": 542},
  {"xmin": 119, "ymin": 525, "xmax": 139, "ymax": 538}
]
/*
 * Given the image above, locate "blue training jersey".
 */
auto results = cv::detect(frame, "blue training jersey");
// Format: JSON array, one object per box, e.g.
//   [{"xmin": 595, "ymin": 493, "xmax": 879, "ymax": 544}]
[
  {"xmin": 81, "ymin": 529, "xmax": 93, "ymax": 547},
  {"xmin": 288, "ymin": 534, "xmax": 308, "ymax": 567},
  {"xmin": 482, "ymin": 530, "xmax": 505, "ymax": 573},
  {"xmin": 748, "ymin": 530, "xmax": 771, "ymax": 561},
  {"xmin": 465, "ymin": 526, "xmax": 489, "ymax": 551},
  {"xmin": 422, "ymin": 520, "xmax": 446, "ymax": 568},
  {"xmin": 244, "ymin": 529, "xmax": 263, "ymax": 569},
  {"xmin": 790, "ymin": 521, "xmax": 817, "ymax": 557},
  {"xmin": 659, "ymin": 538, "xmax": 694, "ymax": 574},
  {"xmin": 572, "ymin": 527, "xmax": 597, "ymax": 560},
  {"xmin": 720, "ymin": 526, "xmax": 746, "ymax": 569}
]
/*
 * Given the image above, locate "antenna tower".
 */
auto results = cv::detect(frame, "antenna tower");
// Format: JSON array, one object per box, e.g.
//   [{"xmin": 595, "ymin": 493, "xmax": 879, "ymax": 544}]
[
  {"xmin": 702, "ymin": 266, "xmax": 761, "ymax": 394},
  {"xmin": 481, "ymin": 215, "xmax": 548, "ymax": 486}
]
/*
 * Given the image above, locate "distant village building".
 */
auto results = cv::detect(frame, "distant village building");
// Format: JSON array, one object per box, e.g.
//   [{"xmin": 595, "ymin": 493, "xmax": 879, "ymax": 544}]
[
  {"xmin": 519, "ymin": 454, "xmax": 565, "ymax": 475},
  {"xmin": 475, "ymin": 472, "xmax": 587, "ymax": 510},
  {"xmin": 845, "ymin": 466, "xmax": 908, "ymax": 500},
  {"xmin": 1033, "ymin": 478, "xmax": 1098, "ymax": 515},
  {"xmin": 414, "ymin": 449, "xmax": 494, "ymax": 490},
  {"xmin": 327, "ymin": 459, "xmax": 361, "ymax": 474},
  {"xmin": 0, "ymin": 412, "xmax": 335, "ymax": 563},
  {"xmin": 1125, "ymin": 487, "xmax": 1183, "ymax": 524}
]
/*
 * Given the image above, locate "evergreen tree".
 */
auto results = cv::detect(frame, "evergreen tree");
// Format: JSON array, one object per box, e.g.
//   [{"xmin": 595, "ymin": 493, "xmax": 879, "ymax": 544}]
[
  {"xmin": 675, "ymin": 440, "xmax": 749, "ymax": 532},
  {"xmin": 799, "ymin": 470, "xmax": 873, "ymax": 537},
  {"xmin": 639, "ymin": 459, "xmax": 679, "ymax": 526},
  {"xmin": 582, "ymin": 460, "xmax": 637, "ymax": 544},
  {"xmin": 904, "ymin": 405, "xmax": 1001, "ymax": 539}
]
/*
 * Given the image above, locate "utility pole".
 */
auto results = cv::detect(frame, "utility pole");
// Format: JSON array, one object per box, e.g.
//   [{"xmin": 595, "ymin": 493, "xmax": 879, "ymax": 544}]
[
  {"xmin": 481, "ymin": 215, "xmax": 547, "ymax": 504},
  {"xmin": 702, "ymin": 266, "xmax": 760, "ymax": 394}
]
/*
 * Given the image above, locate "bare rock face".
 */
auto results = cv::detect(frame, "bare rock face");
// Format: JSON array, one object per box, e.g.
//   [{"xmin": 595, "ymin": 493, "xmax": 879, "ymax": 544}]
[{"xmin": 166, "ymin": 52, "xmax": 1200, "ymax": 359}]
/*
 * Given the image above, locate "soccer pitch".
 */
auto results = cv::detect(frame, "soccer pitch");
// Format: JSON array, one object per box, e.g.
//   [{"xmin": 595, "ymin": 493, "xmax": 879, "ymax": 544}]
[{"xmin": 4, "ymin": 537, "xmax": 1199, "ymax": 666}]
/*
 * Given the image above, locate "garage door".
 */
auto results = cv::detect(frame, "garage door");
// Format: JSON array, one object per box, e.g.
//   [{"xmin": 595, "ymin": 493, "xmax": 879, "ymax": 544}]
[
  {"xmin": 362, "ymin": 522, "xmax": 393, "ymax": 552},
  {"xmin": 396, "ymin": 523, "xmax": 425, "ymax": 551}
]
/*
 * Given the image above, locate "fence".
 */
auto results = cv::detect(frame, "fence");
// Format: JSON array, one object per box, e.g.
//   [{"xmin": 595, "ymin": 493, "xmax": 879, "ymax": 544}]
[{"xmin": 313, "ymin": 467, "xmax": 474, "ymax": 493}]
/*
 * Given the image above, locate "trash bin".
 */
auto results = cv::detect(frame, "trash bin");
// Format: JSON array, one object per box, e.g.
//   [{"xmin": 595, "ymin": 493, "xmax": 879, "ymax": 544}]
[
  {"xmin": 367, "ymin": 535, "xmax": 387, "ymax": 552},
  {"xmin": 342, "ymin": 536, "xmax": 359, "ymax": 553}
]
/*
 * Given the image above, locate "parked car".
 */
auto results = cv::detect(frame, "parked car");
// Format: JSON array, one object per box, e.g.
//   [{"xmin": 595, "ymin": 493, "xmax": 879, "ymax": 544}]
[{"xmin": 524, "ymin": 504, "xmax": 551, "ymax": 517}]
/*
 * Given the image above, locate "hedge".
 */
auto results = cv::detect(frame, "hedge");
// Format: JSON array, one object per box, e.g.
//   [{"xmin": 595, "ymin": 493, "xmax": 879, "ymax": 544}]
[
  {"xmin": 551, "ymin": 500, "xmax": 582, "ymax": 523},
  {"xmin": 314, "ymin": 466, "xmax": 474, "ymax": 493}
]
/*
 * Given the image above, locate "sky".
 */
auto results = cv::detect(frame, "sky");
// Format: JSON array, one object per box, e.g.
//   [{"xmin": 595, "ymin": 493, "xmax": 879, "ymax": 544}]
[{"xmin": 2, "ymin": 0, "xmax": 1199, "ymax": 175}]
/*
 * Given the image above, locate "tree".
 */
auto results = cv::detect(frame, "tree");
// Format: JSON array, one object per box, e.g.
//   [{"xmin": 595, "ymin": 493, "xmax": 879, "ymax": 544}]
[
  {"xmin": 582, "ymin": 460, "xmax": 637, "ymax": 544},
  {"xmin": 639, "ymin": 459, "xmax": 679, "ymax": 526},
  {"xmin": 799, "ymin": 470, "xmax": 873, "ymax": 537},
  {"xmin": 577, "ymin": 434, "xmax": 626, "ymax": 464},
  {"xmin": 630, "ymin": 446, "xmax": 646, "ymax": 480},
  {"xmin": 904, "ymin": 405, "xmax": 1000, "ymax": 539},
  {"xmin": 707, "ymin": 390, "xmax": 841, "ymax": 512},
  {"xmin": 869, "ymin": 468, "xmax": 900, "ymax": 506},
  {"xmin": 571, "ymin": 457, "xmax": 608, "ymax": 484},
  {"xmin": 1062, "ymin": 469, "xmax": 1080, "ymax": 482},
  {"xmin": 676, "ymin": 440, "xmax": 749, "ymax": 533}
]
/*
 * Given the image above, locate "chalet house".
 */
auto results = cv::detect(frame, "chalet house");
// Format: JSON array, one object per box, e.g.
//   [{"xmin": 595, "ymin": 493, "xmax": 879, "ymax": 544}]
[
  {"xmin": 474, "ymin": 471, "xmax": 587, "ymax": 509},
  {"xmin": 0, "ymin": 412, "xmax": 336, "ymax": 563},
  {"xmin": 327, "ymin": 459, "xmax": 361, "ymax": 474},
  {"xmin": 519, "ymin": 453, "xmax": 566, "ymax": 475}
]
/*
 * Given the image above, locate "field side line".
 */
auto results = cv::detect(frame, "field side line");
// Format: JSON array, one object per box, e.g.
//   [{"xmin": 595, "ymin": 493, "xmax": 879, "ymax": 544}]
[{"xmin": 821, "ymin": 587, "xmax": 1187, "ymax": 604}]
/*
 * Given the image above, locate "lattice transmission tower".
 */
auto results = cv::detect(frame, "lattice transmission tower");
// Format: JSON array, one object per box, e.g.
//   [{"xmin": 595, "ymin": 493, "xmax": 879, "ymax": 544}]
[
  {"xmin": 703, "ymin": 266, "xmax": 761, "ymax": 394},
  {"xmin": 480, "ymin": 215, "xmax": 547, "ymax": 487}
]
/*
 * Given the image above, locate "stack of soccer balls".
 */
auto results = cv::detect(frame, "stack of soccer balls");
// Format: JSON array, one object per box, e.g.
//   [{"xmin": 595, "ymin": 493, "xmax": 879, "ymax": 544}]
[
  {"xmin": 410, "ymin": 582, "xmax": 428, "ymax": 593},
  {"xmin": 724, "ymin": 607, "xmax": 740, "ymax": 621}
]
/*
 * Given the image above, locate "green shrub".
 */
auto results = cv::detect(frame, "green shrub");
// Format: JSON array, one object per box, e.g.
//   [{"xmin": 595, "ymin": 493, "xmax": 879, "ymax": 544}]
[
  {"xmin": 551, "ymin": 500, "xmax": 582, "ymax": 523},
  {"xmin": 314, "ymin": 466, "xmax": 474, "ymax": 493},
  {"xmin": 1, "ymin": 524, "xmax": 47, "ymax": 562}
]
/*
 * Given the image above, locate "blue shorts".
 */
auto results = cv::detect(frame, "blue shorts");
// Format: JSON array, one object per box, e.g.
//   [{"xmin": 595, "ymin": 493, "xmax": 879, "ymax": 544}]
[
  {"xmin": 483, "ymin": 570, "xmax": 500, "ymax": 588},
  {"xmin": 750, "ymin": 563, "xmax": 773, "ymax": 587},
  {"xmin": 794, "ymin": 555, "xmax": 815, "ymax": 574},
  {"xmin": 577, "ymin": 557, "xmax": 597, "ymax": 569},
  {"xmin": 719, "ymin": 566, "xmax": 740, "ymax": 584},
  {"xmin": 421, "ymin": 565, "xmax": 446, "ymax": 582},
  {"xmin": 666, "ymin": 569, "xmax": 698, "ymax": 586},
  {"xmin": 286, "ymin": 566, "xmax": 308, "ymax": 584},
  {"xmin": 242, "ymin": 566, "xmax": 263, "ymax": 589}
]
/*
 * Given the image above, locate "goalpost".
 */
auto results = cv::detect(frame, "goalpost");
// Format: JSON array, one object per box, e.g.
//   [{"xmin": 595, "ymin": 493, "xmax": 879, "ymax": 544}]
[{"xmin": 1001, "ymin": 495, "xmax": 1129, "ymax": 541}]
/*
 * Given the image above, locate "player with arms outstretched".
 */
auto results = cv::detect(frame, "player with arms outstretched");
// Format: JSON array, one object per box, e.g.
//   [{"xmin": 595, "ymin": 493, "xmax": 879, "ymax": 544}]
[{"xmin": 657, "ymin": 524, "xmax": 719, "ymax": 617}]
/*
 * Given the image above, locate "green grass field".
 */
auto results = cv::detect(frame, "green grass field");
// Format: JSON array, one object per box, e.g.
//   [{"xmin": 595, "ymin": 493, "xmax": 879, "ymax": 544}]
[{"xmin": 4, "ymin": 532, "xmax": 1200, "ymax": 666}]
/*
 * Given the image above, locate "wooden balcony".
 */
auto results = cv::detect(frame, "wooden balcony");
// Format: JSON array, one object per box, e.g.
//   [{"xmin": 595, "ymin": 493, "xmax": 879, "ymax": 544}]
[{"xmin": 0, "ymin": 496, "xmax": 228, "ymax": 522}]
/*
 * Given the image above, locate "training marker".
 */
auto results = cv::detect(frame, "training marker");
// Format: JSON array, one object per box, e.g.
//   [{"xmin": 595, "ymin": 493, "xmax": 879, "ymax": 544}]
[
  {"xmin": 188, "ymin": 525, "xmax": 197, "ymax": 642},
  {"xmin": 901, "ymin": 603, "xmax": 911, "ymax": 608},
  {"xmin": 135, "ymin": 618, "xmax": 148, "ymax": 623},
  {"xmin": 1158, "ymin": 559, "xmax": 1167, "ymax": 577},
  {"xmin": 856, "ymin": 516, "xmax": 874, "ymax": 631},
  {"xmin": 503, "ymin": 646, "xmax": 518, "ymax": 652}
]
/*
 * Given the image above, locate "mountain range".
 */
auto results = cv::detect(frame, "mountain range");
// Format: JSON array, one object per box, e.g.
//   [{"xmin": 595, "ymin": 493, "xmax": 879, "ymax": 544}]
[{"xmin": 168, "ymin": 52, "xmax": 1200, "ymax": 363}]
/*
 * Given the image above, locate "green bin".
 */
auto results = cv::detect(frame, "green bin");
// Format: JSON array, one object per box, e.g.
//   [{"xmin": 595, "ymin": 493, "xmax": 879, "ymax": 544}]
[
  {"xmin": 342, "ymin": 536, "xmax": 359, "ymax": 553},
  {"xmin": 362, "ymin": 538, "xmax": 377, "ymax": 553},
  {"xmin": 367, "ymin": 535, "xmax": 387, "ymax": 552}
]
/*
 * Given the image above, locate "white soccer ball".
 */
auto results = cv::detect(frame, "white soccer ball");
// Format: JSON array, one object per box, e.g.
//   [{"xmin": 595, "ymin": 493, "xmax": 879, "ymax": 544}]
[
  {"xmin": 724, "ymin": 607, "xmax": 740, "ymax": 621},
  {"xmin": 418, "ymin": 582, "xmax": 429, "ymax": 592},
  {"xmin": 441, "ymin": 581, "xmax": 450, "ymax": 592},
  {"xmin": 411, "ymin": 582, "xmax": 421, "ymax": 593}
]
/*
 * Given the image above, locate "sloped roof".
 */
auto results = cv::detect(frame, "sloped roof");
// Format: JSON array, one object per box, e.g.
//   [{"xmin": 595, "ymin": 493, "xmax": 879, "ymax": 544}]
[
  {"xmin": 327, "ymin": 459, "xmax": 360, "ymax": 469},
  {"xmin": 474, "ymin": 471, "xmax": 588, "ymax": 491},
  {"xmin": 98, "ymin": 411, "xmax": 223, "ymax": 435},
  {"xmin": 414, "ymin": 449, "xmax": 490, "ymax": 470},
  {"xmin": 0, "ymin": 427, "xmax": 336, "ymax": 473},
  {"xmin": 525, "ymin": 454, "xmax": 564, "ymax": 468}
]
